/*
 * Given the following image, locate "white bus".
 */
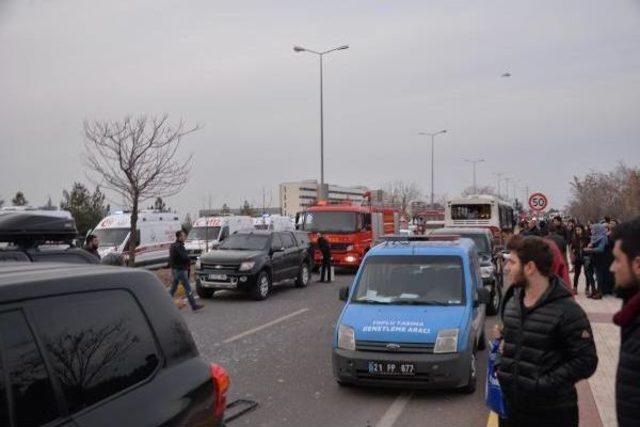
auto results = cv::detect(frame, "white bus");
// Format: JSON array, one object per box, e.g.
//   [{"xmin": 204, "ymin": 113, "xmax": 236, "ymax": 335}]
[{"xmin": 445, "ymin": 195, "xmax": 514, "ymax": 237}]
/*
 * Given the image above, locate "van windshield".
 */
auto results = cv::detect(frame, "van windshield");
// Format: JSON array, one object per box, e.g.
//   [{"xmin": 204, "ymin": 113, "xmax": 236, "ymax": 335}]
[
  {"xmin": 352, "ymin": 255, "xmax": 465, "ymax": 306},
  {"xmin": 93, "ymin": 228, "xmax": 129, "ymax": 247},
  {"xmin": 188, "ymin": 226, "xmax": 221, "ymax": 241}
]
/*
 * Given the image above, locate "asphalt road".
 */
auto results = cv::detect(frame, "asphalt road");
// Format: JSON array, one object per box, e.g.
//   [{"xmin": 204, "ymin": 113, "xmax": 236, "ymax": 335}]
[{"xmin": 181, "ymin": 271, "xmax": 497, "ymax": 427}]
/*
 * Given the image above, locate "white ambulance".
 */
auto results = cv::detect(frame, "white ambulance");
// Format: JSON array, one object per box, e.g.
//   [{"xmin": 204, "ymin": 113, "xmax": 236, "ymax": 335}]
[
  {"xmin": 252, "ymin": 215, "xmax": 295, "ymax": 232},
  {"xmin": 185, "ymin": 216, "xmax": 254, "ymax": 257},
  {"xmin": 92, "ymin": 210, "xmax": 182, "ymax": 269}
]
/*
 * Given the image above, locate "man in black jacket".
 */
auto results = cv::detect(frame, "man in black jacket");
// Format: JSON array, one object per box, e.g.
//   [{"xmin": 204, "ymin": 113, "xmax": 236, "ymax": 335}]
[
  {"xmin": 317, "ymin": 233, "xmax": 332, "ymax": 283},
  {"xmin": 497, "ymin": 235, "xmax": 597, "ymax": 426},
  {"xmin": 610, "ymin": 218, "xmax": 640, "ymax": 427},
  {"xmin": 170, "ymin": 230, "xmax": 203, "ymax": 311},
  {"xmin": 83, "ymin": 234, "xmax": 101, "ymax": 260}
]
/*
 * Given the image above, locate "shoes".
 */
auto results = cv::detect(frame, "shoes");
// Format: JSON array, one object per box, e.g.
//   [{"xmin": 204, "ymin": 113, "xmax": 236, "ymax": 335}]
[
  {"xmin": 591, "ymin": 293, "xmax": 602, "ymax": 300},
  {"xmin": 192, "ymin": 304, "xmax": 205, "ymax": 311}
]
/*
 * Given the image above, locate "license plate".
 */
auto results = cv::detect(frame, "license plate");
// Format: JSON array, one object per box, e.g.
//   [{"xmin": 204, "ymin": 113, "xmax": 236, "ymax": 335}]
[
  {"xmin": 368, "ymin": 362, "xmax": 415, "ymax": 376},
  {"xmin": 207, "ymin": 273, "xmax": 227, "ymax": 281}
]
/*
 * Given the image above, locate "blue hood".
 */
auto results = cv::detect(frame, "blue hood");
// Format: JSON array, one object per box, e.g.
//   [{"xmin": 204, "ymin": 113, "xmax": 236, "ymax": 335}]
[{"xmin": 340, "ymin": 304, "xmax": 468, "ymax": 344}]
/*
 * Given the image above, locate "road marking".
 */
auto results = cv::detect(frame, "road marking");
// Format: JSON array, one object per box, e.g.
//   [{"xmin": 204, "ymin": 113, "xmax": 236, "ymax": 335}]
[
  {"xmin": 487, "ymin": 411, "xmax": 499, "ymax": 427},
  {"xmin": 221, "ymin": 308, "xmax": 310, "ymax": 344},
  {"xmin": 376, "ymin": 392, "xmax": 412, "ymax": 427}
]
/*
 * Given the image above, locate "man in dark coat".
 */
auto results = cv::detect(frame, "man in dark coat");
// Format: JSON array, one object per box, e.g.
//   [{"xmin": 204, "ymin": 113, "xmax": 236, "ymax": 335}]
[
  {"xmin": 83, "ymin": 234, "xmax": 101, "ymax": 260},
  {"xmin": 497, "ymin": 235, "xmax": 597, "ymax": 427},
  {"xmin": 317, "ymin": 233, "xmax": 332, "ymax": 283},
  {"xmin": 610, "ymin": 218, "xmax": 640, "ymax": 427},
  {"xmin": 169, "ymin": 230, "xmax": 203, "ymax": 311}
]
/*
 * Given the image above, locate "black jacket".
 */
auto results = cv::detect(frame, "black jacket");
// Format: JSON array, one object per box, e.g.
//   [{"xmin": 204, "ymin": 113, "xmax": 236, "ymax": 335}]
[
  {"xmin": 169, "ymin": 241, "xmax": 190, "ymax": 270},
  {"xmin": 317, "ymin": 237, "xmax": 331, "ymax": 258},
  {"xmin": 615, "ymin": 292, "xmax": 640, "ymax": 427},
  {"xmin": 497, "ymin": 276, "xmax": 598, "ymax": 414},
  {"xmin": 83, "ymin": 246, "xmax": 100, "ymax": 261}
]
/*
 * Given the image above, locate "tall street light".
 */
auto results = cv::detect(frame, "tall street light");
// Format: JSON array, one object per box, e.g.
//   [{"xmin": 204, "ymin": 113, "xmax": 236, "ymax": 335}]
[
  {"xmin": 492, "ymin": 172, "xmax": 506, "ymax": 198},
  {"xmin": 418, "ymin": 130, "xmax": 447, "ymax": 208},
  {"xmin": 464, "ymin": 158, "xmax": 485, "ymax": 194},
  {"xmin": 293, "ymin": 44, "xmax": 349, "ymax": 200}
]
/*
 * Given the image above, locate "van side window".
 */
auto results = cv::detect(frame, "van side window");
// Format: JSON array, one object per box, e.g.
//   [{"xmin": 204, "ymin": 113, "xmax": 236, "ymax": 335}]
[
  {"xmin": 29, "ymin": 290, "xmax": 161, "ymax": 414},
  {"xmin": 219, "ymin": 226, "xmax": 229, "ymax": 242},
  {"xmin": 0, "ymin": 310, "xmax": 60, "ymax": 426},
  {"xmin": 470, "ymin": 253, "xmax": 482, "ymax": 289}
]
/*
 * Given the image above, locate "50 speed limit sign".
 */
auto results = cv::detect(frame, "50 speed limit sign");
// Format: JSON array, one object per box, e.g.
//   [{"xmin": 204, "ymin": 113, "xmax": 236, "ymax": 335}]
[{"xmin": 528, "ymin": 192, "xmax": 548, "ymax": 211}]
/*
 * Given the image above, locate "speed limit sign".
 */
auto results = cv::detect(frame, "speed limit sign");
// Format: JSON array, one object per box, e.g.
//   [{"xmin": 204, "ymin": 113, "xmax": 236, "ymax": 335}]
[{"xmin": 528, "ymin": 192, "xmax": 548, "ymax": 211}]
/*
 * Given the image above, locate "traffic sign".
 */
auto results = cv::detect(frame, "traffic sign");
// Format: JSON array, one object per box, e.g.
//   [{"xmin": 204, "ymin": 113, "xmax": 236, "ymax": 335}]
[{"xmin": 528, "ymin": 192, "xmax": 548, "ymax": 211}]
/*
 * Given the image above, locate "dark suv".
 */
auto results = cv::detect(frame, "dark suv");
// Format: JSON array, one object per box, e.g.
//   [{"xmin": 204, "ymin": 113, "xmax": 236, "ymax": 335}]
[
  {"xmin": 195, "ymin": 230, "xmax": 311, "ymax": 300},
  {"xmin": 0, "ymin": 263, "xmax": 229, "ymax": 427}
]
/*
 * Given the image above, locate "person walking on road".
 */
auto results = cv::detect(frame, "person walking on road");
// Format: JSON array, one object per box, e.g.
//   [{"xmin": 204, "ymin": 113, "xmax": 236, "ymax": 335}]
[
  {"xmin": 610, "ymin": 218, "xmax": 640, "ymax": 427},
  {"xmin": 585, "ymin": 223, "xmax": 608, "ymax": 299},
  {"xmin": 497, "ymin": 235, "xmax": 598, "ymax": 427},
  {"xmin": 83, "ymin": 234, "xmax": 101, "ymax": 261},
  {"xmin": 570, "ymin": 225, "xmax": 591, "ymax": 295},
  {"xmin": 170, "ymin": 230, "xmax": 204, "ymax": 311},
  {"xmin": 317, "ymin": 233, "xmax": 332, "ymax": 283}
]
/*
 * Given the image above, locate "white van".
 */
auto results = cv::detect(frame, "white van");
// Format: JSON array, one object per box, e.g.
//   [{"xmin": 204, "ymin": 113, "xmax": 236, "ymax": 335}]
[
  {"xmin": 92, "ymin": 211, "xmax": 182, "ymax": 269},
  {"xmin": 252, "ymin": 215, "xmax": 294, "ymax": 232},
  {"xmin": 186, "ymin": 216, "xmax": 254, "ymax": 257}
]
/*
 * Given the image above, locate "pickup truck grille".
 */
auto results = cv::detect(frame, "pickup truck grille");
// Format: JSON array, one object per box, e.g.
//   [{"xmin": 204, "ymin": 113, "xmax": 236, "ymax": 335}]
[
  {"xmin": 355, "ymin": 341, "xmax": 434, "ymax": 354},
  {"xmin": 200, "ymin": 262, "xmax": 240, "ymax": 271}
]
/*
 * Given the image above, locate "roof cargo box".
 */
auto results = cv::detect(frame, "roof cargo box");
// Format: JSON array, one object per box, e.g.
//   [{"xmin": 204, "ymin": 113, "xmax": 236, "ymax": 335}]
[{"xmin": 0, "ymin": 211, "xmax": 78, "ymax": 243}]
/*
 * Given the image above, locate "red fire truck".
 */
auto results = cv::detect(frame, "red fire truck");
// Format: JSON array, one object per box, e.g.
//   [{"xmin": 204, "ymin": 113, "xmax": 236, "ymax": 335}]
[{"xmin": 296, "ymin": 195, "xmax": 400, "ymax": 269}]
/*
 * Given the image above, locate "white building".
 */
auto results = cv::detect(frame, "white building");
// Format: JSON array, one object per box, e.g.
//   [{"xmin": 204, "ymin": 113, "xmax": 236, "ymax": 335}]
[{"xmin": 279, "ymin": 180, "xmax": 368, "ymax": 217}]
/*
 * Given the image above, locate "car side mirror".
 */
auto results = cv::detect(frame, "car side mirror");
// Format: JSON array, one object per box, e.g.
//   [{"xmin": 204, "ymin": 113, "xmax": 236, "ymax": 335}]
[
  {"xmin": 339, "ymin": 286, "xmax": 349, "ymax": 301},
  {"xmin": 476, "ymin": 287, "xmax": 491, "ymax": 307}
]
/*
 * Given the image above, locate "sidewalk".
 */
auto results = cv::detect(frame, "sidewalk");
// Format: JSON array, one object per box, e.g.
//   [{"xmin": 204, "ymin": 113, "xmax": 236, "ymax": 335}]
[{"xmin": 576, "ymin": 291, "xmax": 621, "ymax": 427}]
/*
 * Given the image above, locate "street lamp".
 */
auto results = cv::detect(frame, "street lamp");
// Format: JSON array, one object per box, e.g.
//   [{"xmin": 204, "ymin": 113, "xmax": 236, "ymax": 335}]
[
  {"xmin": 293, "ymin": 44, "xmax": 349, "ymax": 200},
  {"xmin": 492, "ymin": 172, "xmax": 505, "ymax": 199},
  {"xmin": 418, "ymin": 130, "xmax": 447, "ymax": 208},
  {"xmin": 464, "ymin": 158, "xmax": 485, "ymax": 194}
]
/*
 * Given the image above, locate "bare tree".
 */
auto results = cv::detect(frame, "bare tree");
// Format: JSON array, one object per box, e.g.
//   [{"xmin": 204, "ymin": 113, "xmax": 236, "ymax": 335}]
[
  {"xmin": 383, "ymin": 181, "xmax": 423, "ymax": 218},
  {"xmin": 84, "ymin": 115, "xmax": 198, "ymax": 266}
]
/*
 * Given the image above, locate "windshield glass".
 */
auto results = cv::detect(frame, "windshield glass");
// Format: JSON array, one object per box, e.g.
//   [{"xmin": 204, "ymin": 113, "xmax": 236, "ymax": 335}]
[
  {"xmin": 302, "ymin": 212, "xmax": 358, "ymax": 233},
  {"xmin": 188, "ymin": 226, "xmax": 221, "ymax": 241},
  {"xmin": 462, "ymin": 234, "xmax": 490, "ymax": 254},
  {"xmin": 352, "ymin": 255, "xmax": 465, "ymax": 305},
  {"xmin": 93, "ymin": 228, "xmax": 129, "ymax": 247},
  {"xmin": 451, "ymin": 204, "xmax": 492, "ymax": 220},
  {"xmin": 218, "ymin": 234, "xmax": 269, "ymax": 251}
]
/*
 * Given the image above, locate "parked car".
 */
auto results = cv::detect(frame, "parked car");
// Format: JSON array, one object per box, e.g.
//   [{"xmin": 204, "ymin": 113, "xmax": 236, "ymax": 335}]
[
  {"xmin": 333, "ymin": 235, "xmax": 489, "ymax": 392},
  {"xmin": 0, "ymin": 263, "xmax": 229, "ymax": 427},
  {"xmin": 195, "ymin": 230, "xmax": 311, "ymax": 300},
  {"xmin": 0, "ymin": 210, "xmax": 99, "ymax": 264},
  {"xmin": 429, "ymin": 227, "xmax": 502, "ymax": 315}
]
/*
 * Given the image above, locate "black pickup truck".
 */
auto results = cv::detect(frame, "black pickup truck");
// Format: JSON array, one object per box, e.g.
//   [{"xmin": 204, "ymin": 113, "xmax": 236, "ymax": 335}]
[{"xmin": 195, "ymin": 230, "xmax": 312, "ymax": 300}]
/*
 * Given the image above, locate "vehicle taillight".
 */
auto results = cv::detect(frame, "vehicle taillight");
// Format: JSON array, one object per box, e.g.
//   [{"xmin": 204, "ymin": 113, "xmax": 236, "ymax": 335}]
[{"xmin": 210, "ymin": 364, "xmax": 230, "ymax": 419}]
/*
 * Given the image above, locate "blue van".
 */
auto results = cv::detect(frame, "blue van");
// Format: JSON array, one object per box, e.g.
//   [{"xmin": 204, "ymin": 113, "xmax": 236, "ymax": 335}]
[{"xmin": 332, "ymin": 236, "xmax": 490, "ymax": 392}]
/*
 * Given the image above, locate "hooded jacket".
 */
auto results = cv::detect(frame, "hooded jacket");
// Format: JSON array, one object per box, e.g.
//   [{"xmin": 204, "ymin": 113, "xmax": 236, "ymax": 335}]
[
  {"xmin": 497, "ymin": 275, "xmax": 598, "ymax": 413},
  {"xmin": 614, "ymin": 290, "xmax": 640, "ymax": 426}
]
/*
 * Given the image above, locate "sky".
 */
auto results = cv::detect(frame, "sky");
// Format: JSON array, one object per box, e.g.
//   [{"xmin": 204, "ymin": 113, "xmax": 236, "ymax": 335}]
[{"xmin": 1, "ymin": 0, "xmax": 639, "ymax": 217}]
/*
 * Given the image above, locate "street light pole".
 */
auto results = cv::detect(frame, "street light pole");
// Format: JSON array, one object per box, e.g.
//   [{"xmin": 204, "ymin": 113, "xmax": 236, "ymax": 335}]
[
  {"xmin": 464, "ymin": 158, "xmax": 485, "ymax": 194},
  {"xmin": 294, "ymin": 44, "xmax": 349, "ymax": 200},
  {"xmin": 493, "ymin": 172, "xmax": 505, "ymax": 198},
  {"xmin": 418, "ymin": 130, "xmax": 447, "ymax": 208}
]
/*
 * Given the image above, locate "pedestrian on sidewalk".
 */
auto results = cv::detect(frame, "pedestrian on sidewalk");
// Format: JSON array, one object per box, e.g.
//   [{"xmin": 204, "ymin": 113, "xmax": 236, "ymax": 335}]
[
  {"xmin": 585, "ymin": 223, "xmax": 608, "ymax": 299},
  {"xmin": 317, "ymin": 233, "xmax": 332, "ymax": 283},
  {"xmin": 610, "ymin": 218, "xmax": 640, "ymax": 427},
  {"xmin": 169, "ymin": 230, "xmax": 204, "ymax": 311},
  {"xmin": 570, "ymin": 225, "xmax": 589, "ymax": 294},
  {"xmin": 497, "ymin": 235, "xmax": 598, "ymax": 427}
]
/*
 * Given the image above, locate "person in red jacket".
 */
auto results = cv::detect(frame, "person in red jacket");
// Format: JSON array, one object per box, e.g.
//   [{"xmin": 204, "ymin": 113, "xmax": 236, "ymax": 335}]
[{"xmin": 544, "ymin": 237, "xmax": 572, "ymax": 290}]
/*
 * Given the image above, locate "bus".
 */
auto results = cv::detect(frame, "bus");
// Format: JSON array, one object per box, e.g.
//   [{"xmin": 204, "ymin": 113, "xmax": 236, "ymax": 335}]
[{"xmin": 445, "ymin": 195, "xmax": 515, "ymax": 238}]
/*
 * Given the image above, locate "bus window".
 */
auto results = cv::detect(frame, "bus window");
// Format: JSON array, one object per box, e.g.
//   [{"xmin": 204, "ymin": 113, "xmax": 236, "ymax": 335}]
[{"xmin": 451, "ymin": 204, "xmax": 492, "ymax": 220}]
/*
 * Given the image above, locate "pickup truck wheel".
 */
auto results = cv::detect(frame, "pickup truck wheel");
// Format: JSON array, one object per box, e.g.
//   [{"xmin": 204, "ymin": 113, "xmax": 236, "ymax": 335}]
[
  {"xmin": 295, "ymin": 263, "xmax": 310, "ymax": 288},
  {"xmin": 487, "ymin": 283, "xmax": 502, "ymax": 316},
  {"xmin": 195, "ymin": 281, "xmax": 215, "ymax": 299},
  {"xmin": 459, "ymin": 353, "xmax": 477, "ymax": 394},
  {"xmin": 251, "ymin": 271, "xmax": 271, "ymax": 300}
]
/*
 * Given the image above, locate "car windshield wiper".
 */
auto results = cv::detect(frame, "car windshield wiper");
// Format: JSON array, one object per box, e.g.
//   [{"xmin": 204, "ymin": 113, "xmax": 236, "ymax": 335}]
[{"xmin": 391, "ymin": 299, "xmax": 446, "ymax": 305}]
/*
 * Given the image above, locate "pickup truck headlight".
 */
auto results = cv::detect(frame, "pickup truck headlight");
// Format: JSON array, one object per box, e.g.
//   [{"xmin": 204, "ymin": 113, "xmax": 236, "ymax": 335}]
[
  {"xmin": 480, "ymin": 265, "xmax": 495, "ymax": 279},
  {"xmin": 434, "ymin": 328, "xmax": 459, "ymax": 354},
  {"xmin": 195, "ymin": 257, "xmax": 202, "ymax": 270},
  {"xmin": 239, "ymin": 261, "xmax": 256, "ymax": 271},
  {"xmin": 337, "ymin": 324, "xmax": 356, "ymax": 351}
]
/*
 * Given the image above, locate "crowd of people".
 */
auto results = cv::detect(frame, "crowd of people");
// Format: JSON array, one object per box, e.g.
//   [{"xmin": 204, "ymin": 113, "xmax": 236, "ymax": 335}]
[
  {"xmin": 518, "ymin": 215, "xmax": 619, "ymax": 299},
  {"xmin": 496, "ymin": 216, "xmax": 640, "ymax": 427}
]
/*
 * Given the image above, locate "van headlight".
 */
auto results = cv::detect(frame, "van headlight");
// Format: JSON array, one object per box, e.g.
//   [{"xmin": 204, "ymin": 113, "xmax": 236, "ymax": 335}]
[
  {"xmin": 337, "ymin": 324, "xmax": 356, "ymax": 351},
  {"xmin": 434, "ymin": 328, "xmax": 459, "ymax": 353},
  {"xmin": 239, "ymin": 261, "xmax": 255, "ymax": 271},
  {"xmin": 480, "ymin": 265, "xmax": 495, "ymax": 279},
  {"xmin": 195, "ymin": 257, "xmax": 202, "ymax": 270}
]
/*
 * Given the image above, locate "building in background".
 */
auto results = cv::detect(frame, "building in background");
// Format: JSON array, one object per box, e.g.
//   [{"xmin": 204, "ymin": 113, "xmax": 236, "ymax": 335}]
[{"xmin": 279, "ymin": 180, "xmax": 368, "ymax": 217}]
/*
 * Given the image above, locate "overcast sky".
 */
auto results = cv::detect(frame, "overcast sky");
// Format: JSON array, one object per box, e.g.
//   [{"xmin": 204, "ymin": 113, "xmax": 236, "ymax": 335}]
[{"xmin": 1, "ymin": 0, "xmax": 639, "ymax": 217}]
